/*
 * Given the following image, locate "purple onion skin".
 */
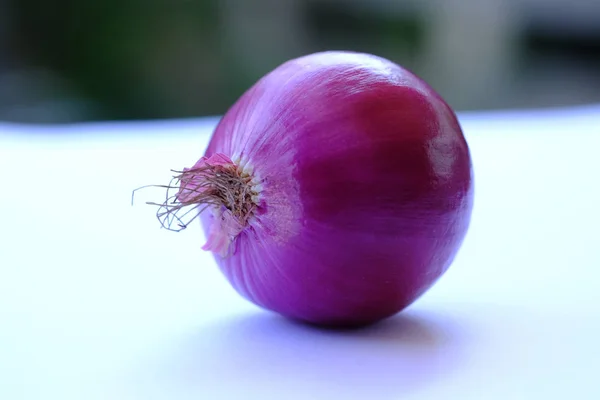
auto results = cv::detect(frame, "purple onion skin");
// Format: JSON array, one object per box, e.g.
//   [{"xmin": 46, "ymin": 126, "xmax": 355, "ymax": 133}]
[{"xmin": 201, "ymin": 51, "xmax": 473, "ymax": 327}]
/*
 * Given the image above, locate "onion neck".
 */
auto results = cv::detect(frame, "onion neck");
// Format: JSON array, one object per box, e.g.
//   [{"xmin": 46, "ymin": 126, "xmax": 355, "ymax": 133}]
[{"xmin": 154, "ymin": 153, "xmax": 259, "ymax": 257}]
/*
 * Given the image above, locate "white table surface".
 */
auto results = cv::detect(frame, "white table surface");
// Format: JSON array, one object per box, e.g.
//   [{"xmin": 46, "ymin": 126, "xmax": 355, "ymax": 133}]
[{"xmin": 1, "ymin": 105, "xmax": 599, "ymax": 400}]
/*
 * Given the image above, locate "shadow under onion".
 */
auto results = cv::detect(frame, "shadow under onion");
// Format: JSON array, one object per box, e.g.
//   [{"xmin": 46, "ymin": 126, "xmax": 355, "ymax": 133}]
[{"xmin": 156, "ymin": 310, "xmax": 470, "ymax": 399}]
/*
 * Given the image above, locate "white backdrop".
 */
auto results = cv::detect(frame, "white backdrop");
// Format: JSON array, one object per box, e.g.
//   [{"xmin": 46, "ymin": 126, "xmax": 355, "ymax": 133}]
[{"xmin": 1, "ymin": 105, "xmax": 599, "ymax": 399}]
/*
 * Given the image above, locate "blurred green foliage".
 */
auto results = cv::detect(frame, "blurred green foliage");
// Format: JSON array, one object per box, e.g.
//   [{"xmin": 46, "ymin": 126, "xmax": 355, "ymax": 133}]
[
  {"xmin": 13, "ymin": 0, "xmax": 223, "ymax": 119},
  {"xmin": 7, "ymin": 0, "xmax": 424, "ymax": 121}
]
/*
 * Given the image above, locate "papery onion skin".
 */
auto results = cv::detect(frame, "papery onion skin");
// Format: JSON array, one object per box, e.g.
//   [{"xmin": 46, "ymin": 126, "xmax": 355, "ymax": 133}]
[{"xmin": 196, "ymin": 51, "xmax": 473, "ymax": 327}]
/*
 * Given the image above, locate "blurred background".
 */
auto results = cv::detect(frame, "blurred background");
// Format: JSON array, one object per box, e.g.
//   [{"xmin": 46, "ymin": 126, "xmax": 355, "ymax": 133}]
[{"xmin": 1, "ymin": 0, "xmax": 599, "ymax": 123}]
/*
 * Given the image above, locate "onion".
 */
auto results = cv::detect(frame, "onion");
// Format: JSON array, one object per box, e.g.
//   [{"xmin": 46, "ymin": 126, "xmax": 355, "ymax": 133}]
[{"xmin": 155, "ymin": 51, "xmax": 473, "ymax": 327}]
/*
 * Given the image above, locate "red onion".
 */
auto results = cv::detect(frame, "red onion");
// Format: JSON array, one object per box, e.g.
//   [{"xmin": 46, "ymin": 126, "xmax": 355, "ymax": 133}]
[{"xmin": 157, "ymin": 51, "xmax": 473, "ymax": 327}]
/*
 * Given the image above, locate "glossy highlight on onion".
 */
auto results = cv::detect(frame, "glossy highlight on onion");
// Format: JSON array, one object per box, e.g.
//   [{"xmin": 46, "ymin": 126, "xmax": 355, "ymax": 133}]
[{"xmin": 156, "ymin": 51, "xmax": 474, "ymax": 327}]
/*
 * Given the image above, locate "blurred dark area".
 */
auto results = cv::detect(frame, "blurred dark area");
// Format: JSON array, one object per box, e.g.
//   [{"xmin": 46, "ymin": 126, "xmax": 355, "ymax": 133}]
[{"xmin": 1, "ymin": 0, "xmax": 600, "ymax": 123}]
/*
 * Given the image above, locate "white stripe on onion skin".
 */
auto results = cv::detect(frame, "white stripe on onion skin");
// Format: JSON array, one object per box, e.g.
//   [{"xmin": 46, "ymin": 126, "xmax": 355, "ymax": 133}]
[{"xmin": 139, "ymin": 51, "xmax": 473, "ymax": 328}]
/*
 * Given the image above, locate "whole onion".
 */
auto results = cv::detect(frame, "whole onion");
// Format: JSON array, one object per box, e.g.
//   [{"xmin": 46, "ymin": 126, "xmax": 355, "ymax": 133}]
[{"xmin": 157, "ymin": 51, "xmax": 473, "ymax": 327}]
